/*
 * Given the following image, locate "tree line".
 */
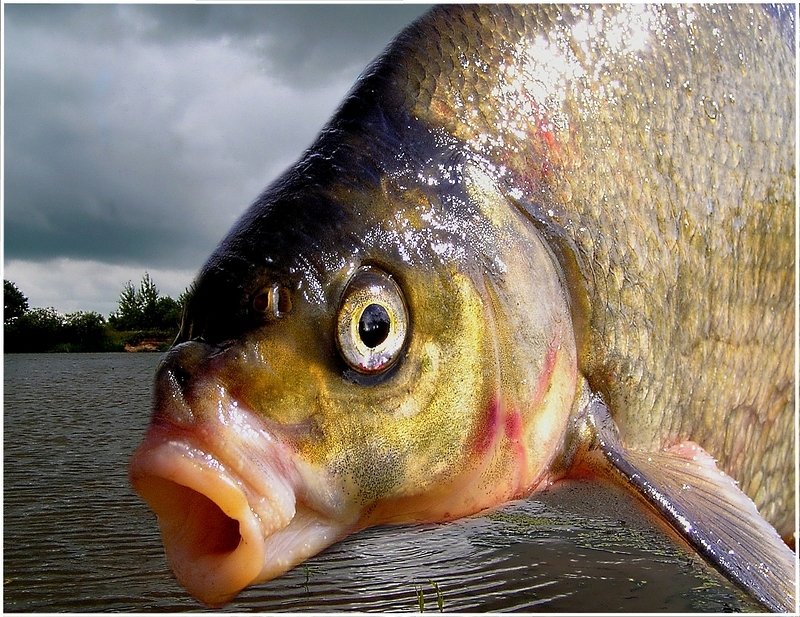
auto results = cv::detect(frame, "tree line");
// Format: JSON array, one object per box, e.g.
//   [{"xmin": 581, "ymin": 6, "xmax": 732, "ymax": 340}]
[{"xmin": 4, "ymin": 274, "xmax": 189, "ymax": 353}]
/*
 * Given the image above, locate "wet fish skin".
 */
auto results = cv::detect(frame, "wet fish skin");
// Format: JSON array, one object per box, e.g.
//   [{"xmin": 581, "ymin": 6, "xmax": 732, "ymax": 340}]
[
  {"xmin": 387, "ymin": 3, "xmax": 794, "ymax": 533},
  {"xmin": 142, "ymin": 71, "xmax": 582, "ymax": 603},
  {"xmin": 177, "ymin": 110, "xmax": 579, "ymax": 517},
  {"xmin": 129, "ymin": 3, "xmax": 795, "ymax": 610}
]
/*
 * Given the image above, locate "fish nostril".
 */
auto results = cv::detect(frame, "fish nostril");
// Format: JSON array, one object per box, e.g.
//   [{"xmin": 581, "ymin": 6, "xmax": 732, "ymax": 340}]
[{"xmin": 156, "ymin": 340, "xmax": 215, "ymax": 402}]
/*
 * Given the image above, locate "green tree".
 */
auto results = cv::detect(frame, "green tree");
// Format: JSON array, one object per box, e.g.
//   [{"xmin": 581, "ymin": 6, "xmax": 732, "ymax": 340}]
[
  {"xmin": 177, "ymin": 286, "xmax": 193, "ymax": 309},
  {"xmin": 111, "ymin": 280, "xmax": 142, "ymax": 330},
  {"xmin": 139, "ymin": 272, "xmax": 160, "ymax": 326},
  {"xmin": 5, "ymin": 307, "xmax": 65, "ymax": 352},
  {"xmin": 63, "ymin": 311, "xmax": 109, "ymax": 351},
  {"xmin": 109, "ymin": 273, "xmax": 185, "ymax": 332},
  {"xmin": 111, "ymin": 273, "xmax": 159, "ymax": 330},
  {"xmin": 4, "ymin": 280, "xmax": 29, "ymax": 324},
  {"xmin": 155, "ymin": 295, "xmax": 182, "ymax": 329}
]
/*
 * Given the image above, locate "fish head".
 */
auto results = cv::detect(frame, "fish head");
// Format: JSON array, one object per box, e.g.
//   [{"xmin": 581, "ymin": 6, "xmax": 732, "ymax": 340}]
[{"xmin": 129, "ymin": 118, "xmax": 579, "ymax": 605}]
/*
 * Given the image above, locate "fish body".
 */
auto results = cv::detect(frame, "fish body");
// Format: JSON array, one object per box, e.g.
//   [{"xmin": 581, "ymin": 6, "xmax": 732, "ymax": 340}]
[{"xmin": 129, "ymin": 4, "xmax": 796, "ymax": 611}]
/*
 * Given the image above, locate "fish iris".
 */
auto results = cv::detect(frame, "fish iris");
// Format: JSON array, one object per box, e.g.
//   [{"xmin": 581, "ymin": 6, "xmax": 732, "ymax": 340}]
[{"xmin": 335, "ymin": 266, "xmax": 408, "ymax": 374}]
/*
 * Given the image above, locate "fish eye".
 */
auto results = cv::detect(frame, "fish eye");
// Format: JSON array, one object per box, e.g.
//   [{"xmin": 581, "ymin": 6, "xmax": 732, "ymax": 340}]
[{"xmin": 336, "ymin": 267, "xmax": 408, "ymax": 375}]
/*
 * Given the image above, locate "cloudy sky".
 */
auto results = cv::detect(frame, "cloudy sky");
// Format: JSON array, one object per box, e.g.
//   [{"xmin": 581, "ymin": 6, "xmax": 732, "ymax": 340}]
[{"xmin": 3, "ymin": 3, "xmax": 430, "ymax": 315}]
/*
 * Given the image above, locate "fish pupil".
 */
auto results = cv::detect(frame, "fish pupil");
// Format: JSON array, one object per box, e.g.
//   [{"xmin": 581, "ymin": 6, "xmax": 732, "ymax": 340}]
[{"xmin": 358, "ymin": 304, "xmax": 391, "ymax": 348}]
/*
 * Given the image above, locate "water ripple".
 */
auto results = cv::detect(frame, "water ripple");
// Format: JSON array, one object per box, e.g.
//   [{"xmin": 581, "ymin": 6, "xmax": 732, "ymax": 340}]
[{"xmin": 5, "ymin": 353, "xmax": 761, "ymax": 612}]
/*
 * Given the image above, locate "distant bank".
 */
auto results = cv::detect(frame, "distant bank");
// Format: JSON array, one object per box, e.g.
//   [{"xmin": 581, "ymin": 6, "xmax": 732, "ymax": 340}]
[
  {"xmin": 124, "ymin": 337, "xmax": 173, "ymax": 353},
  {"xmin": 4, "ymin": 322, "xmax": 175, "ymax": 354},
  {"xmin": 5, "ymin": 275, "xmax": 184, "ymax": 354}
]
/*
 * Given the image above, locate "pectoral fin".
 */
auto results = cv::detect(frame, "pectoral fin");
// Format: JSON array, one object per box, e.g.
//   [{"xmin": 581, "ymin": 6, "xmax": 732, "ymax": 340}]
[{"xmin": 583, "ymin": 397, "xmax": 796, "ymax": 613}]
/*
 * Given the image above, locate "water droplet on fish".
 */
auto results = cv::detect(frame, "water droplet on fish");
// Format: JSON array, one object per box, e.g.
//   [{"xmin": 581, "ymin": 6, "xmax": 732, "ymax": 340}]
[{"xmin": 703, "ymin": 97, "xmax": 719, "ymax": 120}]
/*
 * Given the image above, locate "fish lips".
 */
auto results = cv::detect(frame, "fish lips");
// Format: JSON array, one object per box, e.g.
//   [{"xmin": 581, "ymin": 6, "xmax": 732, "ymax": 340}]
[{"xmin": 129, "ymin": 407, "xmax": 349, "ymax": 607}]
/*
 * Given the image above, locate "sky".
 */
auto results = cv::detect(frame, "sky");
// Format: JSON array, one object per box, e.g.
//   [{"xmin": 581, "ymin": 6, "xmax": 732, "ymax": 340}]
[{"xmin": 3, "ymin": 3, "xmax": 430, "ymax": 316}]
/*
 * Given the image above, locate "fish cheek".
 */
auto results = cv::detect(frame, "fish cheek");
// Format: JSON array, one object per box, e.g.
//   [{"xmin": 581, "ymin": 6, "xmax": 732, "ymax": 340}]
[
  {"xmin": 226, "ymin": 265, "xmax": 509, "ymax": 520},
  {"xmin": 209, "ymin": 294, "xmax": 337, "ymax": 430},
  {"xmin": 222, "ymin": 264, "xmax": 479, "ymax": 518},
  {"xmin": 219, "ymin": 318, "xmax": 408, "ymax": 511},
  {"xmin": 326, "ymin": 436, "xmax": 408, "ymax": 505},
  {"xmin": 216, "ymin": 307, "xmax": 412, "ymax": 503},
  {"xmin": 347, "ymin": 270, "xmax": 502, "ymax": 520}
]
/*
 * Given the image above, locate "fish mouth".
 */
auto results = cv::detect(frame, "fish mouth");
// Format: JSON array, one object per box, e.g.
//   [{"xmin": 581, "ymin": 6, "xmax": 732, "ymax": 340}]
[{"xmin": 129, "ymin": 414, "xmax": 346, "ymax": 607}]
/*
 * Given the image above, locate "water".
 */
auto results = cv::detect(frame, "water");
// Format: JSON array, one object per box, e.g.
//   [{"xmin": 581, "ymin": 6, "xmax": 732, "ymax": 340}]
[{"xmin": 4, "ymin": 353, "xmax": 760, "ymax": 612}]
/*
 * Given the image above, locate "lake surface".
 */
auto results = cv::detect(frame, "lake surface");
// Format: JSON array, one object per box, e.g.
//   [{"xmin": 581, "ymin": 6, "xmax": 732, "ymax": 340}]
[{"xmin": 4, "ymin": 353, "xmax": 760, "ymax": 612}]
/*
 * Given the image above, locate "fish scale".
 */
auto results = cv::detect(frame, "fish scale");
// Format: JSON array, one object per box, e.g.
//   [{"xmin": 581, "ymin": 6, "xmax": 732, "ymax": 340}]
[{"xmin": 383, "ymin": 4, "xmax": 794, "ymax": 534}]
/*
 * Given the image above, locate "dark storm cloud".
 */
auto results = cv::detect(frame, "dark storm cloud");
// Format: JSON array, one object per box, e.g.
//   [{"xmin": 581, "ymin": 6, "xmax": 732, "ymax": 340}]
[
  {"xmin": 4, "ymin": 4, "xmax": 429, "ymax": 271},
  {"xmin": 134, "ymin": 4, "xmax": 430, "ymax": 86},
  {"xmin": 6, "ymin": 4, "xmax": 429, "ymax": 86}
]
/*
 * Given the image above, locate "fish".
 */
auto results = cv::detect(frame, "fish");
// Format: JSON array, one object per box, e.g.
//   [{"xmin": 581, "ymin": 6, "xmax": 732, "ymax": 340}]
[{"xmin": 128, "ymin": 4, "xmax": 796, "ymax": 612}]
